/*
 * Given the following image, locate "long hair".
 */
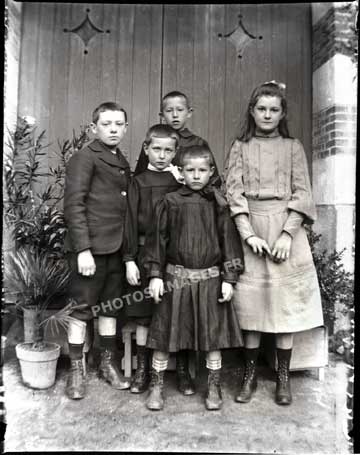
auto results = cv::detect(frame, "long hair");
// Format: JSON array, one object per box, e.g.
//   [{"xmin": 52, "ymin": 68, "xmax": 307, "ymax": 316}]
[{"xmin": 238, "ymin": 81, "xmax": 291, "ymax": 142}]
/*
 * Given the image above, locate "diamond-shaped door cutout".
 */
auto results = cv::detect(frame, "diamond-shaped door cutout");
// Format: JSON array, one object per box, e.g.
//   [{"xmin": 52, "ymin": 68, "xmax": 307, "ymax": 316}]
[
  {"xmin": 218, "ymin": 14, "xmax": 262, "ymax": 59},
  {"xmin": 64, "ymin": 9, "xmax": 110, "ymax": 52}
]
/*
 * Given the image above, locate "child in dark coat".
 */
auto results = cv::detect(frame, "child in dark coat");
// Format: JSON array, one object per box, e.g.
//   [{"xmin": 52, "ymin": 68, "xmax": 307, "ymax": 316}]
[
  {"xmin": 64, "ymin": 102, "xmax": 131, "ymax": 399},
  {"xmin": 144, "ymin": 145, "xmax": 244, "ymax": 411},
  {"xmin": 133, "ymin": 91, "xmax": 221, "ymax": 395},
  {"xmin": 123, "ymin": 124, "xmax": 181, "ymax": 394}
]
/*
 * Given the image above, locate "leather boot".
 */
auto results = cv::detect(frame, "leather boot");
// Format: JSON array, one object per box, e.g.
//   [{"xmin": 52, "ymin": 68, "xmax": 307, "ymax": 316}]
[
  {"xmin": 205, "ymin": 369, "xmax": 223, "ymax": 410},
  {"xmin": 66, "ymin": 359, "xmax": 86, "ymax": 400},
  {"xmin": 176, "ymin": 350, "xmax": 195, "ymax": 395},
  {"xmin": 235, "ymin": 348, "xmax": 258, "ymax": 403},
  {"xmin": 275, "ymin": 348, "xmax": 292, "ymax": 405},
  {"xmin": 146, "ymin": 369, "xmax": 165, "ymax": 411},
  {"xmin": 130, "ymin": 346, "xmax": 151, "ymax": 394},
  {"xmin": 99, "ymin": 349, "xmax": 130, "ymax": 389}
]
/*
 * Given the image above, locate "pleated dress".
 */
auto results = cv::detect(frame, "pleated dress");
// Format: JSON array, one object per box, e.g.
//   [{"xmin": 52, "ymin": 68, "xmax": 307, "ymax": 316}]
[
  {"xmin": 224, "ymin": 133, "xmax": 324, "ymax": 333},
  {"xmin": 144, "ymin": 186, "xmax": 244, "ymax": 352}
]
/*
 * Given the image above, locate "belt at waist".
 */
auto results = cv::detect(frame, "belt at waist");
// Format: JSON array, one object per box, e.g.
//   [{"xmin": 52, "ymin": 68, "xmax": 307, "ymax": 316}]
[
  {"xmin": 247, "ymin": 199, "xmax": 289, "ymax": 215},
  {"xmin": 165, "ymin": 263, "xmax": 220, "ymax": 280}
]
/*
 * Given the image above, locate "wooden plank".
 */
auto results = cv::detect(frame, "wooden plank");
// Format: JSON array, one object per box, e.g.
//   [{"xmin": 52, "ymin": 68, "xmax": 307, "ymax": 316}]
[
  {"xmin": 176, "ymin": 5, "xmax": 195, "ymax": 110},
  {"xmin": 66, "ymin": 4, "xmax": 87, "ymax": 138},
  {"xmin": 18, "ymin": 2, "xmax": 41, "ymax": 119},
  {"xmin": 130, "ymin": 4, "xmax": 154, "ymax": 168},
  {"xmin": 115, "ymin": 4, "xmax": 135, "ymax": 160},
  {"xmin": 82, "ymin": 4, "xmax": 104, "ymax": 129},
  {"xmin": 148, "ymin": 5, "xmax": 163, "ymax": 129},
  {"xmin": 256, "ymin": 5, "xmax": 273, "ymax": 83},
  {"xmin": 99, "ymin": 4, "xmax": 120, "ymax": 103},
  {"xmin": 223, "ymin": 4, "xmax": 259, "ymax": 165},
  {"xmin": 301, "ymin": 4, "xmax": 313, "ymax": 167},
  {"xmin": 162, "ymin": 5, "xmax": 178, "ymax": 97},
  {"xmin": 192, "ymin": 4, "xmax": 210, "ymax": 143},
  {"xmin": 208, "ymin": 4, "xmax": 226, "ymax": 170},
  {"xmin": 48, "ymin": 2, "xmax": 71, "ymax": 168}
]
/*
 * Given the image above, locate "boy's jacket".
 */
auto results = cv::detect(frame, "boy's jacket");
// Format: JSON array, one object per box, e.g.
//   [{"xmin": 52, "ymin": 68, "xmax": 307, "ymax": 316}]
[{"xmin": 64, "ymin": 139, "xmax": 131, "ymax": 254}]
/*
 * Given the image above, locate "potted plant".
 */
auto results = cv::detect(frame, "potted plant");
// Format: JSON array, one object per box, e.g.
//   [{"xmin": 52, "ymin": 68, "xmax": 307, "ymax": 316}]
[
  {"xmin": 3, "ymin": 116, "xmax": 89, "ymax": 388},
  {"xmin": 4, "ymin": 246, "xmax": 87, "ymax": 389}
]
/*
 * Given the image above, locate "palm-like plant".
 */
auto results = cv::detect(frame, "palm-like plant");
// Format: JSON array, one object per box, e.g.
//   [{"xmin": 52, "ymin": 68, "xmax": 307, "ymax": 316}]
[
  {"xmin": 4, "ymin": 246, "xmax": 87, "ymax": 350},
  {"xmin": 3, "ymin": 117, "xmax": 90, "ymax": 350}
]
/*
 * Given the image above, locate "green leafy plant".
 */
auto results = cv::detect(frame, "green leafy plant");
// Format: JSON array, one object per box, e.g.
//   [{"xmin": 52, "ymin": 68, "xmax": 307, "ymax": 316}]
[
  {"xmin": 4, "ymin": 246, "xmax": 87, "ymax": 350},
  {"xmin": 3, "ymin": 117, "xmax": 90, "ymax": 348},
  {"xmin": 4, "ymin": 117, "xmax": 90, "ymax": 257},
  {"xmin": 307, "ymin": 228, "xmax": 354, "ymax": 348}
]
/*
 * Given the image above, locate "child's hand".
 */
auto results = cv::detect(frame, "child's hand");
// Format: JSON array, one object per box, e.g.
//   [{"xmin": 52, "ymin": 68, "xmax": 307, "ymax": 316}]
[
  {"xmin": 271, "ymin": 231, "xmax": 292, "ymax": 262},
  {"xmin": 246, "ymin": 236, "xmax": 272, "ymax": 257},
  {"xmin": 218, "ymin": 282, "xmax": 234, "ymax": 303},
  {"xmin": 126, "ymin": 261, "xmax": 141, "ymax": 285},
  {"xmin": 149, "ymin": 278, "xmax": 164, "ymax": 303},
  {"xmin": 77, "ymin": 249, "xmax": 96, "ymax": 276}
]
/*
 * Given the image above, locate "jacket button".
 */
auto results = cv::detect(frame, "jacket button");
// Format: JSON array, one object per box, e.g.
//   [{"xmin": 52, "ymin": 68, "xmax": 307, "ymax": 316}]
[
  {"xmin": 119, "ymin": 170, "xmax": 125, "ymax": 174},
  {"xmin": 121, "ymin": 191, "xmax": 127, "ymax": 196}
]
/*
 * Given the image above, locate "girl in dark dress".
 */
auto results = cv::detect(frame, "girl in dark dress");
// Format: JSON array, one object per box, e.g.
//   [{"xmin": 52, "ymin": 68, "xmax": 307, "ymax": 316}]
[
  {"xmin": 144, "ymin": 145, "xmax": 244, "ymax": 411},
  {"xmin": 124, "ymin": 124, "xmax": 181, "ymax": 394}
]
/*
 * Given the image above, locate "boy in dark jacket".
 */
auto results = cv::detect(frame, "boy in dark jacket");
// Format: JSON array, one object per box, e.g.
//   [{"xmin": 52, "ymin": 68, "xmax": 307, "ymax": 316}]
[{"xmin": 64, "ymin": 102, "xmax": 131, "ymax": 399}]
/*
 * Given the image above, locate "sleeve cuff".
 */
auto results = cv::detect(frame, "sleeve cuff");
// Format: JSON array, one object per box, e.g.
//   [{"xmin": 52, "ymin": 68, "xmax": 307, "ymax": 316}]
[
  {"xmin": 283, "ymin": 210, "xmax": 304, "ymax": 238},
  {"xmin": 234, "ymin": 214, "xmax": 256, "ymax": 240}
]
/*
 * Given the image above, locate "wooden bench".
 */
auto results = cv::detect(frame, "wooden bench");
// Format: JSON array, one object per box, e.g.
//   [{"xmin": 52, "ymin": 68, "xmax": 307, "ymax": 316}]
[{"xmin": 121, "ymin": 321, "xmax": 197, "ymax": 379}]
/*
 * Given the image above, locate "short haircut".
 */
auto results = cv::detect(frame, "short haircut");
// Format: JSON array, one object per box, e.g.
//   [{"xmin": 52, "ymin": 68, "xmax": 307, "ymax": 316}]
[
  {"xmin": 178, "ymin": 144, "xmax": 215, "ymax": 167},
  {"xmin": 144, "ymin": 123, "xmax": 180, "ymax": 148},
  {"xmin": 92, "ymin": 102, "xmax": 128, "ymax": 124},
  {"xmin": 160, "ymin": 91, "xmax": 191, "ymax": 111}
]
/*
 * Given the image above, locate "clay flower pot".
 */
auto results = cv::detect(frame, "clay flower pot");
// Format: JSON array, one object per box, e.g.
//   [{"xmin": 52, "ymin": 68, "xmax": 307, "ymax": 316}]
[{"xmin": 15, "ymin": 342, "xmax": 61, "ymax": 389}]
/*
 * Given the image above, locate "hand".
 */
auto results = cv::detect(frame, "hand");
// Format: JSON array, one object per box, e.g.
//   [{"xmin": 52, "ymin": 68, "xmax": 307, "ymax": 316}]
[
  {"xmin": 246, "ymin": 236, "xmax": 272, "ymax": 257},
  {"xmin": 126, "ymin": 261, "xmax": 141, "ymax": 286},
  {"xmin": 271, "ymin": 231, "xmax": 292, "ymax": 262},
  {"xmin": 149, "ymin": 278, "xmax": 164, "ymax": 303},
  {"xmin": 77, "ymin": 249, "xmax": 96, "ymax": 276},
  {"xmin": 218, "ymin": 282, "xmax": 234, "ymax": 303}
]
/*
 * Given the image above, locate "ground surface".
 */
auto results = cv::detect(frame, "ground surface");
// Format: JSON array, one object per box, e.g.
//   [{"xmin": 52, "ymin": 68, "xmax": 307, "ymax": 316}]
[{"xmin": 3, "ymin": 346, "xmax": 351, "ymax": 453}]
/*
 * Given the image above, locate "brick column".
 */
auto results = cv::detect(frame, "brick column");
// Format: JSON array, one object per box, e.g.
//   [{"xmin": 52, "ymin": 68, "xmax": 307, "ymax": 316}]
[{"xmin": 311, "ymin": 2, "xmax": 357, "ymax": 274}]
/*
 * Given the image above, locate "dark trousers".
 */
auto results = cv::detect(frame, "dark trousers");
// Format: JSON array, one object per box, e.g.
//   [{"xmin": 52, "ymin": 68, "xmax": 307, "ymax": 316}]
[{"xmin": 66, "ymin": 250, "xmax": 127, "ymax": 325}]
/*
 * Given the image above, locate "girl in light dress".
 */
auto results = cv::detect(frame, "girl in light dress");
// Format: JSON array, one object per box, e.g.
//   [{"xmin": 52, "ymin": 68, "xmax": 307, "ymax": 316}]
[{"xmin": 224, "ymin": 81, "xmax": 323, "ymax": 405}]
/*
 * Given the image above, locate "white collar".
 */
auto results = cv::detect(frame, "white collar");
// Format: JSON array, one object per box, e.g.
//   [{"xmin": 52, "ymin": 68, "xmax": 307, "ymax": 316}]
[
  {"xmin": 147, "ymin": 163, "xmax": 184, "ymax": 184},
  {"xmin": 147, "ymin": 163, "xmax": 172, "ymax": 172}
]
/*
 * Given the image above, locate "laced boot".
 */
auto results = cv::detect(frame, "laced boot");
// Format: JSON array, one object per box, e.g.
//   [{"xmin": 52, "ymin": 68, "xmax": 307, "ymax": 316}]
[
  {"xmin": 130, "ymin": 346, "xmax": 151, "ymax": 394},
  {"xmin": 275, "ymin": 348, "xmax": 292, "ymax": 405},
  {"xmin": 66, "ymin": 359, "xmax": 86, "ymax": 400},
  {"xmin": 235, "ymin": 348, "xmax": 258, "ymax": 403},
  {"xmin": 146, "ymin": 369, "xmax": 165, "ymax": 410},
  {"xmin": 176, "ymin": 350, "xmax": 195, "ymax": 395},
  {"xmin": 205, "ymin": 369, "xmax": 223, "ymax": 410},
  {"xmin": 99, "ymin": 349, "xmax": 130, "ymax": 389}
]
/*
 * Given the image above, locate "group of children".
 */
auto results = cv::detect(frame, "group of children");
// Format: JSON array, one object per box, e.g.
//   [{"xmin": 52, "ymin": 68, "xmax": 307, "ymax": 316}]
[{"xmin": 63, "ymin": 83, "xmax": 323, "ymax": 411}]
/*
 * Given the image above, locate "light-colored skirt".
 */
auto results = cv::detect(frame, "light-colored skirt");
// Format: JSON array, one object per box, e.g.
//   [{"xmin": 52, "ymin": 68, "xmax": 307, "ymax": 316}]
[{"xmin": 233, "ymin": 200, "xmax": 324, "ymax": 333}]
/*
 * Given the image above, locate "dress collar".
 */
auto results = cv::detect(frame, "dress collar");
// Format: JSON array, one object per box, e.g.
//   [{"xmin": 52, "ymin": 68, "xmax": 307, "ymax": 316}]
[
  {"xmin": 147, "ymin": 163, "xmax": 171, "ymax": 172},
  {"xmin": 254, "ymin": 128, "xmax": 280, "ymax": 138}
]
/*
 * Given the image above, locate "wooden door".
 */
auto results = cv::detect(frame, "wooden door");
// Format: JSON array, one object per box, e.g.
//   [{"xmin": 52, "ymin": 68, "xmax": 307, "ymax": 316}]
[
  {"xmin": 18, "ymin": 3, "xmax": 163, "ymax": 169},
  {"xmin": 161, "ymin": 4, "xmax": 312, "ymax": 170},
  {"xmin": 17, "ymin": 3, "xmax": 312, "ymax": 171}
]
